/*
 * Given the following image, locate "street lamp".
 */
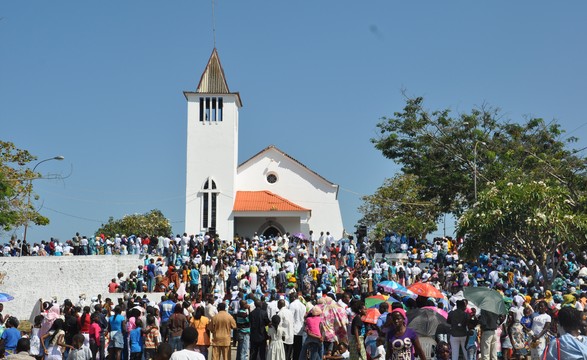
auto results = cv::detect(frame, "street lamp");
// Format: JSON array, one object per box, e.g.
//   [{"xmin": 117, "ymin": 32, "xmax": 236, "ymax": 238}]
[
  {"xmin": 22, "ymin": 155, "xmax": 65, "ymax": 245},
  {"xmin": 474, "ymin": 141, "xmax": 486, "ymax": 202}
]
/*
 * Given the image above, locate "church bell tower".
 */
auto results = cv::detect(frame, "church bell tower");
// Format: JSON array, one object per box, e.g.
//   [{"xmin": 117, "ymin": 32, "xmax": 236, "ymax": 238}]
[{"xmin": 184, "ymin": 49, "xmax": 242, "ymax": 239}]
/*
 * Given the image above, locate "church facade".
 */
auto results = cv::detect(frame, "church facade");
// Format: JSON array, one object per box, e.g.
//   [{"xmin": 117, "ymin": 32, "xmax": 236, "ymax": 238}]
[{"xmin": 184, "ymin": 49, "xmax": 344, "ymax": 240}]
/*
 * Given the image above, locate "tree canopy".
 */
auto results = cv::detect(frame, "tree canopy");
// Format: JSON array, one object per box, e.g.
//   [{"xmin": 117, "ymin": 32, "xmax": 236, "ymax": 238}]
[
  {"xmin": 0, "ymin": 141, "xmax": 49, "ymax": 232},
  {"xmin": 358, "ymin": 173, "xmax": 440, "ymax": 239},
  {"xmin": 367, "ymin": 96, "xmax": 587, "ymax": 288},
  {"xmin": 457, "ymin": 179, "xmax": 587, "ymax": 289},
  {"xmin": 371, "ymin": 97, "xmax": 587, "ymax": 216},
  {"xmin": 95, "ymin": 209, "xmax": 172, "ymax": 239}
]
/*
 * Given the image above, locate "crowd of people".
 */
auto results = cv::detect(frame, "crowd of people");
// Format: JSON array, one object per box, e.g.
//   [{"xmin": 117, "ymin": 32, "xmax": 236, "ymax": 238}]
[{"xmin": 3, "ymin": 229, "xmax": 587, "ymax": 360}]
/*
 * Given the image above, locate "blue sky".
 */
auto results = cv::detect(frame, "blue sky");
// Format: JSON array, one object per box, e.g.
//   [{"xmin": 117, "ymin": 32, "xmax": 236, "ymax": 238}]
[{"xmin": 2, "ymin": 1, "xmax": 586, "ymax": 243}]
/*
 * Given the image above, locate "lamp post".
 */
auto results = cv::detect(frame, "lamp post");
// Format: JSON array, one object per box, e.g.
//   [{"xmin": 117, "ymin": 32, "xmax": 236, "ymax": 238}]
[
  {"xmin": 473, "ymin": 141, "xmax": 486, "ymax": 202},
  {"xmin": 22, "ymin": 156, "xmax": 65, "ymax": 245}
]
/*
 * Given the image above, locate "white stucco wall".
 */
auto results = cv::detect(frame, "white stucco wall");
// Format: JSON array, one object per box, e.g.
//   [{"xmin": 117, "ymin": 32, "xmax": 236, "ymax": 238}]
[
  {"xmin": 237, "ymin": 147, "xmax": 344, "ymax": 238},
  {"xmin": 0, "ymin": 255, "xmax": 149, "ymax": 321},
  {"xmin": 185, "ymin": 94, "xmax": 239, "ymax": 239}
]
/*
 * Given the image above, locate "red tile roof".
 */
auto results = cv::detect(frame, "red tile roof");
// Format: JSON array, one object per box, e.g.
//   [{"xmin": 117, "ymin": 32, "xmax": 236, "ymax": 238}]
[{"xmin": 233, "ymin": 191, "xmax": 309, "ymax": 212}]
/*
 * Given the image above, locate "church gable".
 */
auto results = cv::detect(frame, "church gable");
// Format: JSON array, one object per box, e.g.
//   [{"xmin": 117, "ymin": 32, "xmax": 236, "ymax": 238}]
[{"xmin": 237, "ymin": 145, "xmax": 337, "ymax": 189}]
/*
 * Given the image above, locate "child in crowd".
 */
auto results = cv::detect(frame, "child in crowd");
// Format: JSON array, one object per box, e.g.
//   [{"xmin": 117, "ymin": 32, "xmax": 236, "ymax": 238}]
[
  {"xmin": 436, "ymin": 341, "xmax": 451, "ymax": 360},
  {"xmin": 129, "ymin": 319, "xmax": 143, "ymax": 360},
  {"xmin": 66, "ymin": 334, "xmax": 91, "ymax": 360},
  {"xmin": 466, "ymin": 324, "xmax": 479, "ymax": 360},
  {"xmin": 323, "ymin": 343, "xmax": 349, "ymax": 360},
  {"xmin": 29, "ymin": 315, "xmax": 43, "ymax": 359},
  {"xmin": 371, "ymin": 337, "xmax": 386, "ymax": 360},
  {"xmin": 143, "ymin": 315, "xmax": 160, "ymax": 360},
  {"xmin": 520, "ymin": 306, "xmax": 534, "ymax": 335},
  {"xmin": 267, "ymin": 315, "xmax": 285, "ymax": 360}
]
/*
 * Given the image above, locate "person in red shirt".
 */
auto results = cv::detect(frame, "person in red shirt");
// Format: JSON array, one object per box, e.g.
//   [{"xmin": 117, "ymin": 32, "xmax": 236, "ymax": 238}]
[{"xmin": 108, "ymin": 279, "xmax": 119, "ymax": 293}]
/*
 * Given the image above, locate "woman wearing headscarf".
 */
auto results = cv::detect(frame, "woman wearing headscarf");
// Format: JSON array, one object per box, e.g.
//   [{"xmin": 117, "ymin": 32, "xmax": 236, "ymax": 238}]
[
  {"xmin": 387, "ymin": 308, "xmax": 427, "ymax": 360},
  {"xmin": 39, "ymin": 301, "xmax": 61, "ymax": 339}
]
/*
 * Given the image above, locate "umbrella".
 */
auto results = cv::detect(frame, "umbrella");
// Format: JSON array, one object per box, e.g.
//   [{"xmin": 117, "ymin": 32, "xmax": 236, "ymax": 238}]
[
  {"xmin": 422, "ymin": 306, "xmax": 448, "ymax": 319},
  {"xmin": 293, "ymin": 232, "xmax": 307, "ymax": 240},
  {"xmin": 362, "ymin": 308, "xmax": 381, "ymax": 324},
  {"xmin": 408, "ymin": 282, "xmax": 444, "ymax": 299},
  {"xmin": 378, "ymin": 281, "xmax": 414, "ymax": 297},
  {"xmin": 407, "ymin": 308, "xmax": 448, "ymax": 337},
  {"xmin": 365, "ymin": 295, "xmax": 387, "ymax": 309},
  {"xmin": 463, "ymin": 287, "xmax": 507, "ymax": 315},
  {"xmin": 0, "ymin": 293, "xmax": 13, "ymax": 302},
  {"xmin": 367, "ymin": 297, "xmax": 399, "ymax": 309}
]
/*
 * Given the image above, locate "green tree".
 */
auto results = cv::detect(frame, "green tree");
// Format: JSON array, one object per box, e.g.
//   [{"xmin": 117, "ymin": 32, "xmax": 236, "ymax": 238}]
[
  {"xmin": 95, "ymin": 209, "xmax": 172, "ymax": 239},
  {"xmin": 358, "ymin": 173, "xmax": 440, "ymax": 239},
  {"xmin": 457, "ymin": 180, "xmax": 587, "ymax": 289},
  {"xmin": 371, "ymin": 97, "xmax": 587, "ymax": 216},
  {"xmin": 0, "ymin": 141, "xmax": 49, "ymax": 231}
]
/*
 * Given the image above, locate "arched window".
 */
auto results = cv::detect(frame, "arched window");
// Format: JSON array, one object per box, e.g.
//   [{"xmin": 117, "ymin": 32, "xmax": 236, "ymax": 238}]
[{"xmin": 201, "ymin": 178, "xmax": 219, "ymax": 230}]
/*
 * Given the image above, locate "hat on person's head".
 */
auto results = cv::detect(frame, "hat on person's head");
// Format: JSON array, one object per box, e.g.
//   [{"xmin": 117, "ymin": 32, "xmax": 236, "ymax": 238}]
[{"xmin": 391, "ymin": 308, "xmax": 407, "ymax": 320}]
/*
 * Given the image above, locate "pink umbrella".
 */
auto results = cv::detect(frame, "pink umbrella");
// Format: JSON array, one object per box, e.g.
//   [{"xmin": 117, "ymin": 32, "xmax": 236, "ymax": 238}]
[{"xmin": 422, "ymin": 306, "xmax": 448, "ymax": 319}]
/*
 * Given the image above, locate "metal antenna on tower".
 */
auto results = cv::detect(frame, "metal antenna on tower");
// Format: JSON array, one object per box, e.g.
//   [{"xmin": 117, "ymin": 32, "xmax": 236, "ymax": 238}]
[{"xmin": 212, "ymin": 0, "xmax": 216, "ymax": 48}]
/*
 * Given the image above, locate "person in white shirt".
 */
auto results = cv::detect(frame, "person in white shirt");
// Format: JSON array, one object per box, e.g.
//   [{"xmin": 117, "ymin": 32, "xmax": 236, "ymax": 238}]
[
  {"xmin": 267, "ymin": 294, "xmax": 280, "ymax": 319},
  {"xmin": 278, "ymin": 299, "xmax": 295, "ymax": 360},
  {"xmin": 289, "ymin": 293, "xmax": 306, "ymax": 360},
  {"xmin": 169, "ymin": 327, "xmax": 206, "ymax": 360}
]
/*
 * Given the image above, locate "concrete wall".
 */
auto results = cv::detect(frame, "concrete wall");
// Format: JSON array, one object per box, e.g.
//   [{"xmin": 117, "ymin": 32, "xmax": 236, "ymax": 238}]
[{"xmin": 0, "ymin": 255, "xmax": 148, "ymax": 321}]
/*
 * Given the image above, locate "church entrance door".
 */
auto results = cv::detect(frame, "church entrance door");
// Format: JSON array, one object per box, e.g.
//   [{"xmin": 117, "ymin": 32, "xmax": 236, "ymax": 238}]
[{"xmin": 262, "ymin": 226, "xmax": 281, "ymax": 238}]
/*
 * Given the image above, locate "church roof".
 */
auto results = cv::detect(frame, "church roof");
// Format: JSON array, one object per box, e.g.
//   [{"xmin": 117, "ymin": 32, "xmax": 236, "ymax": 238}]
[
  {"xmin": 238, "ymin": 145, "xmax": 337, "ymax": 186},
  {"xmin": 185, "ymin": 48, "xmax": 242, "ymax": 106},
  {"xmin": 233, "ymin": 190, "xmax": 310, "ymax": 212}
]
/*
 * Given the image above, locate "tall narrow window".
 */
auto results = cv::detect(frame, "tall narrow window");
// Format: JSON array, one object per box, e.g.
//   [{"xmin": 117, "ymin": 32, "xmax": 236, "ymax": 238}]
[
  {"xmin": 202, "ymin": 193, "xmax": 209, "ymax": 229},
  {"xmin": 199, "ymin": 97, "xmax": 204, "ymax": 122},
  {"xmin": 211, "ymin": 193, "xmax": 217, "ymax": 229},
  {"xmin": 205, "ymin": 98, "xmax": 211, "ymax": 121},
  {"xmin": 201, "ymin": 178, "xmax": 219, "ymax": 230}
]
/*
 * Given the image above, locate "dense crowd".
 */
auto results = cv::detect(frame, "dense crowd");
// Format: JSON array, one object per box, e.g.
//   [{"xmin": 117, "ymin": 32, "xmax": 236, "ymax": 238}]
[{"xmin": 3, "ymin": 230, "xmax": 587, "ymax": 360}]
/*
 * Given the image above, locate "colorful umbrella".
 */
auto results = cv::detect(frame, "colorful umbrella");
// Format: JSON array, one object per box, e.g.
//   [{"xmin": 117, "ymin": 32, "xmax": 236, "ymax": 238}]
[
  {"xmin": 0, "ymin": 293, "xmax": 14, "ymax": 302},
  {"xmin": 378, "ymin": 281, "xmax": 414, "ymax": 297},
  {"xmin": 362, "ymin": 308, "xmax": 381, "ymax": 324},
  {"xmin": 408, "ymin": 282, "xmax": 444, "ymax": 299},
  {"xmin": 293, "ymin": 233, "xmax": 307, "ymax": 240},
  {"xmin": 463, "ymin": 287, "xmax": 507, "ymax": 315},
  {"xmin": 365, "ymin": 295, "xmax": 387, "ymax": 309},
  {"xmin": 422, "ymin": 306, "xmax": 448, "ymax": 319}
]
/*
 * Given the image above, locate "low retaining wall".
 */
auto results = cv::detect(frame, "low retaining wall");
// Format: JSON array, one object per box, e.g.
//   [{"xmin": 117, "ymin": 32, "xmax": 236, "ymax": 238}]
[{"xmin": 0, "ymin": 255, "xmax": 151, "ymax": 321}]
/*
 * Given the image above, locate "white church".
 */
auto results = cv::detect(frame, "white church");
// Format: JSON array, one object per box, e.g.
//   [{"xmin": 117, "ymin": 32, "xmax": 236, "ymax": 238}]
[{"xmin": 184, "ymin": 49, "xmax": 344, "ymax": 240}]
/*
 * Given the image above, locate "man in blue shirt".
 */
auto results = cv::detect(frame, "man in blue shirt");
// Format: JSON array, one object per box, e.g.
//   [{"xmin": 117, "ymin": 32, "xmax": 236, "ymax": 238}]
[{"xmin": 159, "ymin": 295, "xmax": 176, "ymax": 343}]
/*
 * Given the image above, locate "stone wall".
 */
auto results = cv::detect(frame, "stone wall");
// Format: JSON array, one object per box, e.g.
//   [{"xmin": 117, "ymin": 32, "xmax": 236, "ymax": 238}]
[{"xmin": 0, "ymin": 255, "xmax": 148, "ymax": 321}]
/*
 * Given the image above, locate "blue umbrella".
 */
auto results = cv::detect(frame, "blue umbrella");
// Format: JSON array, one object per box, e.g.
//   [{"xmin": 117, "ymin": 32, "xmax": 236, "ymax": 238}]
[
  {"xmin": 377, "ymin": 281, "xmax": 414, "ymax": 297},
  {"xmin": 0, "ymin": 293, "xmax": 14, "ymax": 302}
]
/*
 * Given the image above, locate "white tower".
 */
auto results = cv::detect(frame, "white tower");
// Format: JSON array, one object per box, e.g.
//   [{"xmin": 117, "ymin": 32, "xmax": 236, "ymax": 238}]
[{"xmin": 184, "ymin": 49, "xmax": 242, "ymax": 239}]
